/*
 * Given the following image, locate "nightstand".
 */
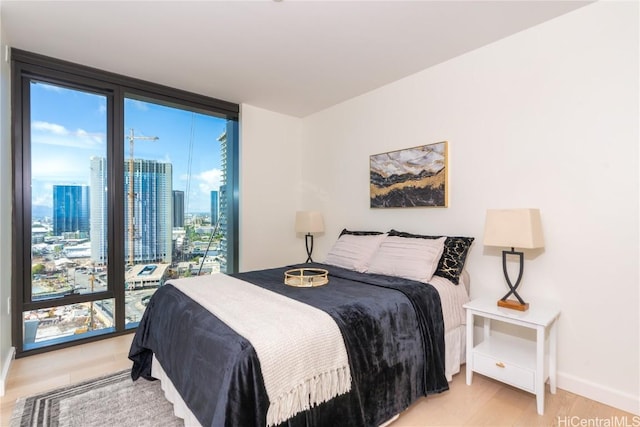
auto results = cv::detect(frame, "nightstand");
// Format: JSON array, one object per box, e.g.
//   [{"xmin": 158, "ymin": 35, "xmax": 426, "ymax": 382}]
[{"xmin": 464, "ymin": 297, "xmax": 560, "ymax": 415}]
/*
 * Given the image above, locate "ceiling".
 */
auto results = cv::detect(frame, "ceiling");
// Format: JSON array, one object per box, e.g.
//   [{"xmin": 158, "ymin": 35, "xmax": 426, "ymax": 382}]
[{"xmin": 1, "ymin": 1, "xmax": 591, "ymax": 117}]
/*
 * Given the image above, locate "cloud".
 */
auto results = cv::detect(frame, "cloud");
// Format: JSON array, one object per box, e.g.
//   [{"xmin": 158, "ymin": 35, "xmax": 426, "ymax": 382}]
[
  {"xmin": 128, "ymin": 99, "xmax": 149, "ymax": 111},
  {"xmin": 176, "ymin": 168, "xmax": 223, "ymax": 212},
  {"xmin": 196, "ymin": 168, "xmax": 223, "ymax": 192},
  {"xmin": 36, "ymin": 82, "xmax": 64, "ymax": 93},
  {"xmin": 33, "ymin": 121, "xmax": 67, "ymax": 135},
  {"xmin": 32, "ymin": 182, "xmax": 54, "ymax": 208},
  {"xmin": 32, "ymin": 121, "xmax": 104, "ymax": 148},
  {"xmin": 31, "ymin": 150, "xmax": 90, "ymax": 182}
]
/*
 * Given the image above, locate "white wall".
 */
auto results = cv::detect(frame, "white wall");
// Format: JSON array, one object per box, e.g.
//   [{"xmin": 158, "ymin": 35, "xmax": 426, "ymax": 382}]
[
  {"xmin": 300, "ymin": 1, "xmax": 639, "ymax": 414},
  {"xmin": 0, "ymin": 2, "xmax": 15, "ymax": 396},
  {"xmin": 239, "ymin": 104, "xmax": 306, "ymax": 271}
]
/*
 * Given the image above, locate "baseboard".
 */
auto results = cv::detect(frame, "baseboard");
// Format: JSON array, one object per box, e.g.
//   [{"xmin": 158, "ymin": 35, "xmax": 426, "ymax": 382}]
[
  {"xmin": 557, "ymin": 371, "xmax": 640, "ymax": 416},
  {"xmin": 0, "ymin": 346, "xmax": 15, "ymax": 397}
]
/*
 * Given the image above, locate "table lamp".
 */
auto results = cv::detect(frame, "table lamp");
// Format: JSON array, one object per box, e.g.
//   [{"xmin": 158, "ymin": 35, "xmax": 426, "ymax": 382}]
[
  {"xmin": 483, "ymin": 208, "xmax": 544, "ymax": 311},
  {"xmin": 295, "ymin": 211, "xmax": 324, "ymax": 263}
]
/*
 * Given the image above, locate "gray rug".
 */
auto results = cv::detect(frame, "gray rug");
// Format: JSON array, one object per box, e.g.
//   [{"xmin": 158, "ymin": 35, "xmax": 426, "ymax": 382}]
[{"xmin": 11, "ymin": 369, "xmax": 184, "ymax": 427}]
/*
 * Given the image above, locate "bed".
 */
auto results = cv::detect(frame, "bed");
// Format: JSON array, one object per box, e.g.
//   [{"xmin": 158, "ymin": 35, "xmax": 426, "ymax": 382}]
[{"xmin": 129, "ymin": 230, "xmax": 473, "ymax": 427}]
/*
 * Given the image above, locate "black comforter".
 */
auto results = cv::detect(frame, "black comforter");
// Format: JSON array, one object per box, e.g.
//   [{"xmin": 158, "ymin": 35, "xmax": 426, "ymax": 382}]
[{"xmin": 129, "ymin": 263, "xmax": 448, "ymax": 427}]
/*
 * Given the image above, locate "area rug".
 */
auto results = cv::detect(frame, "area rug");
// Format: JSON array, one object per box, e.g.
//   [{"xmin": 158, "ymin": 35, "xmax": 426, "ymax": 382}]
[{"xmin": 11, "ymin": 369, "xmax": 184, "ymax": 427}]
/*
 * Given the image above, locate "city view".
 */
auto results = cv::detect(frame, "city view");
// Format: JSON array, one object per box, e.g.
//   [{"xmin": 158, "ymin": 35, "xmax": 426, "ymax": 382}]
[
  {"xmin": 24, "ymin": 81, "xmax": 231, "ymax": 349},
  {"xmin": 27, "ymin": 211, "xmax": 224, "ymax": 345}
]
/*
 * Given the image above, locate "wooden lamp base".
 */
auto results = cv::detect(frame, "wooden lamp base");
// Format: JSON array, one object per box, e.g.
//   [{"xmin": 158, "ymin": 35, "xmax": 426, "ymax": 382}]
[{"xmin": 497, "ymin": 299, "xmax": 529, "ymax": 311}]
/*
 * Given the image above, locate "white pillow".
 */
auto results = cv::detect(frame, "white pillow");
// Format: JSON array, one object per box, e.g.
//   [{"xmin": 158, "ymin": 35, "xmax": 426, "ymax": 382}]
[
  {"xmin": 367, "ymin": 235, "xmax": 446, "ymax": 283},
  {"xmin": 324, "ymin": 233, "xmax": 387, "ymax": 272}
]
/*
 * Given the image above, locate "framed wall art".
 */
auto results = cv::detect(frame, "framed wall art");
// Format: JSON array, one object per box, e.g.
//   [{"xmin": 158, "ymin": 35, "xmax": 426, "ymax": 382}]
[{"xmin": 370, "ymin": 141, "xmax": 448, "ymax": 208}]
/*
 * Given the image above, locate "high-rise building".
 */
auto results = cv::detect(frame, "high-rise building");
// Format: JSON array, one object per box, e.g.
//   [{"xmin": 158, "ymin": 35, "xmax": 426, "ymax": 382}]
[
  {"xmin": 210, "ymin": 190, "xmax": 219, "ymax": 227},
  {"xmin": 218, "ymin": 131, "xmax": 228, "ymax": 272},
  {"xmin": 89, "ymin": 157, "xmax": 109, "ymax": 265},
  {"xmin": 173, "ymin": 190, "xmax": 185, "ymax": 228},
  {"xmin": 52, "ymin": 185, "xmax": 90, "ymax": 236},
  {"xmin": 90, "ymin": 156, "xmax": 173, "ymax": 265}
]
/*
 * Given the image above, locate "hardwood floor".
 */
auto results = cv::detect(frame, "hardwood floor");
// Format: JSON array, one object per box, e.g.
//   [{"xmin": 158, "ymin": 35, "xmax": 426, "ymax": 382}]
[{"xmin": 0, "ymin": 334, "xmax": 634, "ymax": 426}]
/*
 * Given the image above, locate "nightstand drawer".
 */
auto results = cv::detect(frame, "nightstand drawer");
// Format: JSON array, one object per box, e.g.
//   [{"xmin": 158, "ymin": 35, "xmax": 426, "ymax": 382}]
[{"xmin": 473, "ymin": 352, "xmax": 535, "ymax": 392}]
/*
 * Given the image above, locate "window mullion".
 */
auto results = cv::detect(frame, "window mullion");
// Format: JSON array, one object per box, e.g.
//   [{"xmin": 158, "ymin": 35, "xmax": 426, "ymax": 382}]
[{"xmin": 111, "ymin": 88, "xmax": 126, "ymax": 332}]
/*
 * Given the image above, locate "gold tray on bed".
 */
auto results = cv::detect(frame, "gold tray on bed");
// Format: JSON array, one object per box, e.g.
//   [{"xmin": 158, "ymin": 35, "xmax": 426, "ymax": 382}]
[{"xmin": 284, "ymin": 268, "xmax": 329, "ymax": 287}]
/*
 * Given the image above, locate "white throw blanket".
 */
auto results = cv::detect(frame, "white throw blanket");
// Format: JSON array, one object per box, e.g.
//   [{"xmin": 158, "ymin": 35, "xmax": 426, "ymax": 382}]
[{"xmin": 170, "ymin": 274, "xmax": 352, "ymax": 426}]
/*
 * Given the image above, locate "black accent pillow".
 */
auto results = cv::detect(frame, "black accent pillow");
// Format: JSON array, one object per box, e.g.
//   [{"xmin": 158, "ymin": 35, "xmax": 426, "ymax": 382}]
[
  {"xmin": 339, "ymin": 228, "xmax": 384, "ymax": 237},
  {"xmin": 388, "ymin": 229, "xmax": 474, "ymax": 284}
]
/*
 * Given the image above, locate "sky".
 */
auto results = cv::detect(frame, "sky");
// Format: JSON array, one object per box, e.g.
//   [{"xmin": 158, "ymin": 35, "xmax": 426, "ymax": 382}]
[{"xmin": 30, "ymin": 81, "xmax": 228, "ymax": 215}]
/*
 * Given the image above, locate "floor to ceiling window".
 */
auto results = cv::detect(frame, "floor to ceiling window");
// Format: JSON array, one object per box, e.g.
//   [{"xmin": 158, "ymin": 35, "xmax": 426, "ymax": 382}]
[
  {"xmin": 11, "ymin": 49, "xmax": 239, "ymax": 356},
  {"xmin": 121, "ymin": 97, "xmax": 236, "ymax": 329}
]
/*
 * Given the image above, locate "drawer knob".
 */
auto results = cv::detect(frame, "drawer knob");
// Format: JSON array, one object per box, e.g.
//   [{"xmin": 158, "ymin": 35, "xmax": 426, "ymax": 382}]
[{"xmin": 495, "ymin": 362, "xmax": 506, "ymax": 368}]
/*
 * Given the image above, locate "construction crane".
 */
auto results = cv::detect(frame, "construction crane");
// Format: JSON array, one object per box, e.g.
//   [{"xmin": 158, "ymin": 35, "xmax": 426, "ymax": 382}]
[{"xmin": 127, "ymin": 128, "xmax": 158, "ymax": 266}]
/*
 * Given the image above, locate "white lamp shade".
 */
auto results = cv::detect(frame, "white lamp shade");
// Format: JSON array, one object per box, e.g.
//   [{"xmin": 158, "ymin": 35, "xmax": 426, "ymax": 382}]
[
  {"xmin": 295, "ymin": 211, "xmax": 325, "ymax": 234},
  {"xmin": 483, "ymin": 208, "xmax": 544, "ymax": 249}
]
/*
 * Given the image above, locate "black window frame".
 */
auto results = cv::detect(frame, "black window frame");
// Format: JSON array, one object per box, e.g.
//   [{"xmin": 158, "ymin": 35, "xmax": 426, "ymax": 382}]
[{"xmin": 11, "ymin": 49, "xmax": 239, "ymax": 357}]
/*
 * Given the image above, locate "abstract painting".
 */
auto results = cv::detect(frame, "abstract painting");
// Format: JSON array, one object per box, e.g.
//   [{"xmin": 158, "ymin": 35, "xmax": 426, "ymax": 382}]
[{"xmin": 370, "ymin": 141, "xmax": 448, "ymax": 208}]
